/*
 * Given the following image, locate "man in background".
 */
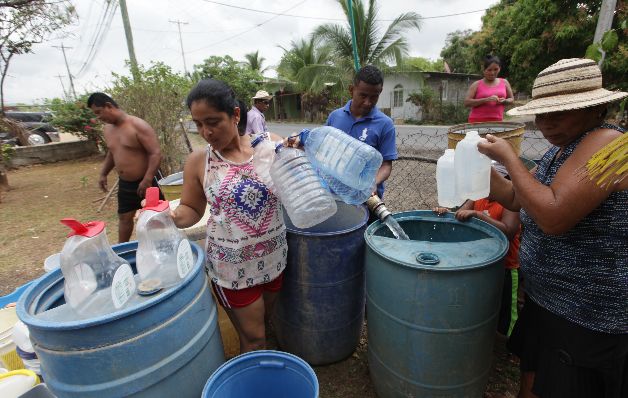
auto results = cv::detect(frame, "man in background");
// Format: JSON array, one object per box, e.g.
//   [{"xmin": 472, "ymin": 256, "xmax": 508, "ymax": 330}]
[
  {"xmin": 246, "ymin": 90, "xmax": 273, "ymax": 135},
  {"xmin": 88, "ymin": 92, "xmax": 162, "ymax": 243}
]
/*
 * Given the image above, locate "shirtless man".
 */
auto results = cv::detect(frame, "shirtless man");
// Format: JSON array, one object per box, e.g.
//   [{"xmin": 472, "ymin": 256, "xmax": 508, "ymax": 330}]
[{"xmin": 88, "ymin": 92, "xmax": 162, "ymax": 243}]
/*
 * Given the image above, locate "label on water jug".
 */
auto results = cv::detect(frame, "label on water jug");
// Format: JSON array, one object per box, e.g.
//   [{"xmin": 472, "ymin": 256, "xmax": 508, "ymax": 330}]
[
  {"xmin": 111, "ymin": 263, "xmax": 136, "ymax": 308},
  {"xmin": 177, "ymin": 239, "xmax": 194, "ymax": 278}
]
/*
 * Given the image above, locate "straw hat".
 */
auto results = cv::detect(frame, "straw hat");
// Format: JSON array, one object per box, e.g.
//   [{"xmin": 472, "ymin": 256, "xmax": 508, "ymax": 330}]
[
  {"xmin": 507, "ymin": 58, "xmax": 628, "ymax": 116},
  {"xmin": 252, "ymin": 90, "xmax": 273, "ymax": 100}
]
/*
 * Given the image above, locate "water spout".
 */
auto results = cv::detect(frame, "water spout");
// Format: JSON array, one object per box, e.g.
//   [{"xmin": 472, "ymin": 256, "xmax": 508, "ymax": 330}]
[{"xmin": 365, "ymin": 196, "xmax": 410, "ymax": 240}]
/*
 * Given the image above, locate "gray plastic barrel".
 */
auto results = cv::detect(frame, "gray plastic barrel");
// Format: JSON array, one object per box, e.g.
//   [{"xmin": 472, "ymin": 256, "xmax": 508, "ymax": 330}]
[
  {"xmin": 16, "ymin": 241, "xmax": 225, "ymax": 398},
  {"xmin": 365, "ymin": 211, "xmax": 508, "ymax": 397},
  {"xmin": 273, "ymin": 202, "xmax": 369, "ymax": 365}
]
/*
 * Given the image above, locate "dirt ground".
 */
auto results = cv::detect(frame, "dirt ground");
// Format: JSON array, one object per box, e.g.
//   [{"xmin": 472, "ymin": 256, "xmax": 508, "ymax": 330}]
[{"xmin": 0, "ymin": 155, "xmax": 519, "ymax": 397}]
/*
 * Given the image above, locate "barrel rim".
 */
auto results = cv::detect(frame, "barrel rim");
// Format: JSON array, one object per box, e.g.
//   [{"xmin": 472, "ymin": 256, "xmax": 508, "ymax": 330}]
[
  {"xmin": 447, "ymin": 121, "xmax": 525, "ymax": 133},
  {"xmin": 202, "ymin": 349, "xmax": 319, "ymax": 397},
  {"xmin": 364, "ymin": 210, "xmax": 508, "ymax": 271},
  {"xmin": 16, "ymin": 241, "xmax": 204, "ymax": 330},
  {"xmin": 284, "ymin": 204, "xmax": 368, "ymax": 237},
  {"xmin": 157, "ymin": 171, "xmax": 183, "ymax": 186}
]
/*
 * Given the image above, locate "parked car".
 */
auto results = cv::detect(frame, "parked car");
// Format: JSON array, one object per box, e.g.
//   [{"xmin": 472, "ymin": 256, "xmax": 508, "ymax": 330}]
[{"xmin": 0, "ymin": 111, "xmax": 60, "ymax": 146}]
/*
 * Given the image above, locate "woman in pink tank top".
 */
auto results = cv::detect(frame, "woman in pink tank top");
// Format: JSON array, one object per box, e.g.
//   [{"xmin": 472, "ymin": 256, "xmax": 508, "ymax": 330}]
[{"xmin": 465, "ymin": 55, "xmax": 514, "ymax": 123}]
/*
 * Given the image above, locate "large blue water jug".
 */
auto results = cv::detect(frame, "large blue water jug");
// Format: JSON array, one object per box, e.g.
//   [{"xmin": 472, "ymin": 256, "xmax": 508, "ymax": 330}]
[
  {"xmin": 17, "ymin": 241, "xmax": 225, "ymax": 398},
  {"xmin": 202, "ymin": 350, "xmax": 319, "ymax": 398},
  {"xmin": 299, "ymin": 126, "xmax": 383, "ymax": 192},
  {"xmin": 273, "ymin": 201, "xmax": 369, "ymax": 365},
  {"xmin": 365, "ymin": 211, "xmax": 508, "ymax": 397}
]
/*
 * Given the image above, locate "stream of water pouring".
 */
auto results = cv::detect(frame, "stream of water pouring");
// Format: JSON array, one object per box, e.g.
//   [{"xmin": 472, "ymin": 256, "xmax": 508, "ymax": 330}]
[{"xmin": 382, "ymin": 216, "xmax": 410, "ymax": 240}]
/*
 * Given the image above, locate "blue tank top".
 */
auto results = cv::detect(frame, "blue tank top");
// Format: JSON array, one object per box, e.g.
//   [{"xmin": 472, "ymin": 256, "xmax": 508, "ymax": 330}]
[{"xmin": 519, "ymin": 124, "xmax": 628, "ymax": 334}]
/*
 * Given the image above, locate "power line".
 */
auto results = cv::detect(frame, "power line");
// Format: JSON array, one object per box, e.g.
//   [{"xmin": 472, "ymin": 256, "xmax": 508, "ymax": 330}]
[
  {"xmin": 187, "ymin": 0, "xmax": 308, "ymax": 54},
  {"xmin": 197, "ymin": 0, "xmax": 487, "ymax": 21}
]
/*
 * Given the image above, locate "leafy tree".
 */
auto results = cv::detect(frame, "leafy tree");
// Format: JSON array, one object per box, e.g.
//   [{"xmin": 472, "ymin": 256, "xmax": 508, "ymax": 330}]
[
  {"xmin": 0, "ymin": 0, "xmax": 75, "ymax": 112},
  {"xmin": 192, "ymin": 55, "xmax": 263, "ymax": 101},
  {"xmin": 46, "ymin": 94, "xmax": 104, "ymax": 150},
  {"xmin": 439, "ymin": 0, "xmax": 627, "ymax": 92},
  {"xmin": 439, "ymin": 30, "xmax": 477, "ymax": 73},
  {"xmin": 109, "ymin": 62, "xmax": 192, "ymax": 175},
  {"xmin": 243, "ymin": 50, "xmax": 269, "ymax": 74},
  {"xmin": 397, "ymin": 56, "xmax": 445, "ymax": 72},
  {"xmin": 313, "ymin": 0, "xmax": 421, "ymax": 68}
]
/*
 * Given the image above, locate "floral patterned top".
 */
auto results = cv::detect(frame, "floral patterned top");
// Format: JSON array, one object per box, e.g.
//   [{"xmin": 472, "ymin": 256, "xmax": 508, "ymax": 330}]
[{"xmin": 203, "ymin": 144, "xmax": 287, "ymax": 290}]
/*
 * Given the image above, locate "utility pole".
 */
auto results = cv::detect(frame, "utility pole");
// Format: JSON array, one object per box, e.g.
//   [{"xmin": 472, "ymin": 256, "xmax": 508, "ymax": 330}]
[
  {"xmin": 52, "ymin": 44, "xmax": 77, "ymax": 99},
  {"xmin": 119, "ymin": 0, "xmax": 140, "ymax": 81},
  {"xmin": 593, "ymin": 0, "xmax": 617, "ymax": 66},
  {"xmin": 55, "ymin": 74, "xmax": 68, "ymax": 99},
  {"xmin": 169, "ymin": 19, "xmax": 189, "ymax": 76}
]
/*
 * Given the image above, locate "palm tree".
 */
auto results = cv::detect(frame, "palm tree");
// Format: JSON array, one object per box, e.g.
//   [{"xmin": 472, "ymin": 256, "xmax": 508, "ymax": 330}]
[
  {"xmin": 277, "ymin": 37, "xmax": 347, "ymax": 94},
  {"xmin": 243, "ymin": 50, "xmax": 269, "ymax": 74},
  {"xmin": 313, "ymin": 0, "xmax": 421, "ymax": 68}
]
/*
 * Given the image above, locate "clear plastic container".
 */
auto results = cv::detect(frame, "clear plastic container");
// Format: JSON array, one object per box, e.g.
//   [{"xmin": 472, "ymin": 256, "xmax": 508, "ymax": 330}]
[
  {"xmin": 250, "ymin": 134, "xmax": 276, "ymax": 193},
  {"xmin": 59, "ymin": 218, "xmax": 136, "ymax": 317},
  {"xmin": 299, "ymin": 126, "xmax": 383, "ymax": 191},
  {"xmin": 135, "ymin": 187, "xmax": 194, "ymax": 292},
  {"xmin": 437, "ymin": 149, "xmax": 463, "ymax": 208},
  {"xmin": 269, "ymin": 144, "xmax": 337, "ymax": 229},
  {"xmin": 454, "ymin": 131, "xmax": 491, "ymax": 201},
  {"xmin": 318, "ymin": 171, "xmax": 374, "ymax": 205}
]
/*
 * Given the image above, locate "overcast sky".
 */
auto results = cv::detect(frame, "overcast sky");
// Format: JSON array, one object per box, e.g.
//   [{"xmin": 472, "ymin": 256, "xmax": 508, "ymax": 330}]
[{"xmin": 5, "ymin": 0, "xmax": 497, "ymax": 104}]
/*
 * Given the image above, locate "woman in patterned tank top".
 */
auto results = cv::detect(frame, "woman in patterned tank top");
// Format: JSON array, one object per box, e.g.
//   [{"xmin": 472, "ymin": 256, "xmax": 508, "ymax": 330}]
[
  {"xmin": 171, "ymin": 79, "xmax": 287, "ymax": 354},
  {"xmin": 477, "ymin": 59, "xmax": 628, "ymax": 398},
  {"xmin": 464, "ymin": 55, "xmax": 515, "ymax": 123}
]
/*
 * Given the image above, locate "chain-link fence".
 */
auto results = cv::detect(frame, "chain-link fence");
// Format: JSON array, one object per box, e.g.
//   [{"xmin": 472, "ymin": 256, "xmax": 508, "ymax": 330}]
[{"xmin": 384, "ymin": 128, "xmax": 552, "ymax": 212}]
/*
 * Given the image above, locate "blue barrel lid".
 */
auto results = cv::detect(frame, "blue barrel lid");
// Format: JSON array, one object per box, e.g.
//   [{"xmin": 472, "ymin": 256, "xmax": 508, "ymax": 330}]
[{"xmin": 365, "ymin": 210, "xmax": 508, "ymax": 271}]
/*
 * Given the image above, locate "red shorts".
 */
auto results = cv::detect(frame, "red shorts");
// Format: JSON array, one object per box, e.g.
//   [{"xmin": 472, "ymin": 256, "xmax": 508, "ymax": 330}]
[{"xmin": 212, "ymin": 273, "xmax": 284, "ymax": 309}]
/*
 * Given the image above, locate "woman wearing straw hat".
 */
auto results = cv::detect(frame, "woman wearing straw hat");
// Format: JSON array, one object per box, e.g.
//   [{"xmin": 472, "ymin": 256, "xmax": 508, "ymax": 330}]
[{"xmin": 478, "ymin": 58, "xmax": 627, "ymax": 398}]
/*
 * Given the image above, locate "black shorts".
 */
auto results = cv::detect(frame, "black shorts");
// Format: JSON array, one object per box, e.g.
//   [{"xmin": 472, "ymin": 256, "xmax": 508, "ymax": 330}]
[
  {"xmin": 507, "ymin": 297, "xmax": 628, "ymax": 398},
  {"xmin": 117, "ymin": 176, "xmax": 164, "ymax": 214}
]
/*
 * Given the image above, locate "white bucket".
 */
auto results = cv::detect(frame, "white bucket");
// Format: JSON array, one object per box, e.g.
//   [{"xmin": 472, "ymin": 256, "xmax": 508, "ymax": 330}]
[
  {"xmin": 43, "ymin": 253, "xmax": 60, "ymax": 273},
  {"xmin": 0, "ymin": 369, "xmax": 39, "ymax": 398}
]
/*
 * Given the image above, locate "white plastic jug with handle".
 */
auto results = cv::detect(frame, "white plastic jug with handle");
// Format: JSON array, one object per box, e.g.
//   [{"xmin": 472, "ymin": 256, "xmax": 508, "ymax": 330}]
[
  {"xmin": 454, "ymin": 131, "xmax": 491, "ymax": 201},
  {"xmin": 436, "ymin": 149, "xmax": 464, "ymax": 208},
  {"xmin": 59, "ymin": 218, "xmax": 136, "ymax": 317},
  {"xmin": 136, "ymin": 187, "xmax": 194, "ymax": 294}
]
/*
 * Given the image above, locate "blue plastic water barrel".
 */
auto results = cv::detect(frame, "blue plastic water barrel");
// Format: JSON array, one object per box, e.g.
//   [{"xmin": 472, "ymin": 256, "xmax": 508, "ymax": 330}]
[
  {"xmin": 16, "ymin": 241, "xmax": 225, "ymax": 398},
  {"xmin": 365, "ymin": 211, "xmax": 508, "ymax": 397},
  {"xmin": 202, "ymin": 350, "xmax": 319, "ymax": 397},
  {"xmin": 273, "ymin": 202, "xmax": 369, "ymax": 365}
]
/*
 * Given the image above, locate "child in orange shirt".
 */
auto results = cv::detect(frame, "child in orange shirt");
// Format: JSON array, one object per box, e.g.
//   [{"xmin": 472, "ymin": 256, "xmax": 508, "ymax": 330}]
[{"xmin": 434, "ymin": 196, "xmax": 521, "ymax": 336}]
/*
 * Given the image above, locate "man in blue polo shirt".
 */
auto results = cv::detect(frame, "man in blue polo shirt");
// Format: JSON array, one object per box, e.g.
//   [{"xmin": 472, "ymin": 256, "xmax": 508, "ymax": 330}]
[{"xmin": 326, "ymin": 65, "xmax": 397, "ymax": 198}]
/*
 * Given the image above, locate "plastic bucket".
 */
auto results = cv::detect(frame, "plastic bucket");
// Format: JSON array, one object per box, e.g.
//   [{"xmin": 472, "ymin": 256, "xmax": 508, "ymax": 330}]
[
  {"xmin": 157, "ymin": 171, "xmax": 183, "ymax": 201},
  {"xmin": 273, "ymin": 202, "xmax": 369, "ymax": 365},
  {"xmin": 448, "ymin": 121, "xmax": 525, "ymax": 155},
  {"xmin": 202, "ymin": 350, "xmax": 319, "ymax": 398},
  {"xmin": 365, "ymin": 211, "xmax": 508, "ymax": 397},
  {"xmin": 0, "ymin": 308, "xmax": 23, "ymax": 371},
  {"xmin": 17, "ymin": 241, "xmax": 225, "ymax": 398}
]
